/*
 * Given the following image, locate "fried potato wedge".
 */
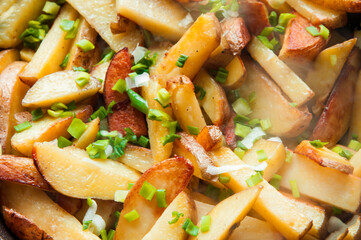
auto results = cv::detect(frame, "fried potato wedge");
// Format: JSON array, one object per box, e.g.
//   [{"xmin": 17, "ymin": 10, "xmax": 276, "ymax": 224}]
[
  {"xmin": 350, "ymin": 72, "xmax": 361, "ymax": 141},
  {"xmin": 285, "ymin": 0, "xmax": 347, "ymax": 29},
  {"xmin": 241, "ymin": 139, "xmax": 286, "ymax": 181},
  {"xmin": 247, "ymin": 37, "xmax": 314, "ymax": 106},
  {"xmin": 350, "ymin": 149, "xmax": 361, "ymax": 178},
  {"xmin": 0, "ymin": 155, "xmax": 51, "ymax": 191},
  {"xmin": 279, "ymin": 13, "xmax": 328, "ymax": 62},
  {"xmin": 117, "ymin": 145, "xmax": 153, "ymax": 173},
  {"xmin": 167, "ymin": 75, "xmax": 206, "ymax": 131},
  {"xmin": 345, "ymin": 215, "xmax": 361, "ymax": 240},
  {"xmin": 222, "ymin": 112, "xmax": 237, "ymax": 149},
  {"xmin": 311, "ymin": 49, "xmax": 360, "ymax": 147},
  {"xmin": 193, "ymin": 69, "xmax": 231, "ymax": 126},
  {"xmin": 278, "ymin": 153, "xmax": 361, "ymax": 213},
  {"xmin": 295, "ymin": 140, "xmax": 353, "ymax": 174},
  {"xmin": 240, "ymin": 0, "xmax": 270, "ymax": 35},
  {"xmin": 209, "ymin": 147, "xmax": 312, "ymax": 240},
  {"xmin": 104, "ymin": 48, "xmax": 147, "ymax": 137},
  {"xmin": 11, "ymin": 105, "xmax": 92, "ymax": 157},
  {"xmin": 0, "ymin": 0, "xmax": 46, "ymax": 48},
  {"xmin": 196, "ymin": 126, "xmax": 223, "ymax": 152},
  {"xmin": 220, "ymin": 17, "xmax": 251, "ymax": 55},
  {"xmin": 229, "ymin": 216, "xmax": 284, "ymax": 240},
  {"xmin": 190, "ymin": 186, "xmax": 262, "ymax": 240},
  {"xmin": 114, "ymin": 157, "xmax": 194, "ymax": 240},
  {"xmin": 305, "ymin": 38, "xmax": 356, "ymax": 116},
  {"xmin": 0, "ymin": 0, "xmax": 15, "ymax": 15},
  {"xmin": 65, "ymin": 17, "xmax": 98, "ymax": 71},
  {"xmin": 116, "ymin": 0, "xmax": 191, "ymax": 42},
  {"xmin": 239, "ymin": 58, "xmax": 312, "ymax": 137},
  {"xmin": 0, "ymin": 61, "xmax": 29, "ymax": 154},
  {"xmin": 142, "ymin": 76, "xmax": 173, "ymax": 163},
  {"xmin": 22, "ymin": 70, "xmax": 101, "ymax": 108},
  {"xmin": 142, "ymin": 192, "xmax": 196, "ymax": 240},
  {"xmin": 67, "ymin": 0, "xmax": 143, "ymax": 52},
  {"xmin": 222, "ymin": 56, "xmax": 247, "ymax": 90},
  {"xmin": 91, "ymin": 61, "xmax": 110, "ymax": 94},
  {"xmin": 154, "ymin": 13, "xmax": 221, "ymax": 79},
  {"xmin": 33, "ymin": 142, "xmax": 140, "ymax": 199},
  {"xmin": 0, "ymin": 182, "xmax": 99, "ymax": 239},
  {"xmin": 19, "ymin": 48, "xmax": 35, "ymax": 62},
  {"xmin": 18, "ymin": 4, "xmax": 79, "ymax": 86},
  {"xmin": 0, "ymin": 49, "xmax": 19, "ymax": 74},
  {"xmin": 73, "ymin": 117, "xmax": 99, "ymax": 149},
  {"xmin": 312, "ymin": 0, "xmax": 361, "ymax": 12}
]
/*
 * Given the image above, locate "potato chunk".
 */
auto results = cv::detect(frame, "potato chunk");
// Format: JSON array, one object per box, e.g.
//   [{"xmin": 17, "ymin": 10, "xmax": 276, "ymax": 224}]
[
  {"xmin": 0, "ymin": 49, "xmax": 19, "ymax": 74},
  {"xmin": 312, "ymin": 0, "xmax": 361, "ymax": 12}
]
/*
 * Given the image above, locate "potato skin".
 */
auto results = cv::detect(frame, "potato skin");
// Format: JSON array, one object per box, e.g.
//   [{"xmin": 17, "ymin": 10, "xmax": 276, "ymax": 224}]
[
  {"xmin": 240, "ymin": 0, "xmax": 270, "ymax": 35},
  {"xmin": 221, "ymin": 17, "xmax": 251, "ymax": 55}
]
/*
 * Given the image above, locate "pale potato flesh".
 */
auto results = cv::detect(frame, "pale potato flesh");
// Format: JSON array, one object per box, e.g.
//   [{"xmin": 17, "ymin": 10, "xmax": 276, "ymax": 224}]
[
  {"xmin": 278, "ymin": 153, "xmax": 361, "ymax": 213},
  {"xmin": 117, "ymin": 145, "xmax": 153, "ymax": 173},
  {"xmin": 22, "ymin": 70, "xmax": 101, "ymax": 108},
  {"xmin": 0, "ymin": 49, "xmax": 19, "ymax": 74},
  {"xmin": 90, "ymin": 61, "xmax": 110, "ymax": 94},
  {"xmin": 33, "ymin": 142, "xmax": 141, "ymax": 200},
  {"xmin": 223, "ymin": 56, "xmax": 247, "ymax": 90},
  {"xmin": 73, "ymin": 117, "xmax": 100, "ymax": 149},
  {"xmin": 0, "ymin": 182, "xmax": 100, "ymax": 239}
]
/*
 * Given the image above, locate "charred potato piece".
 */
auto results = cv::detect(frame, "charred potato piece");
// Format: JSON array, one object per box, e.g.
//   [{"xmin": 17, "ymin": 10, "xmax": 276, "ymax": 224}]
[
  {"xmin": 240, "ymin": 0, "xmax": 270, "ymax": 35},
  {"xmin": 220, "ymin": 17, "xmax": 251, "ymax": 55}
]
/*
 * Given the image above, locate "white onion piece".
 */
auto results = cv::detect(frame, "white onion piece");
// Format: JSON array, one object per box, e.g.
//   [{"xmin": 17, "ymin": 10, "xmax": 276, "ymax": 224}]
[
  {"xmin": 240, "ymin": 127, "xmax": 266, "ymax": 149},
  {"xmin": 83, "ymin": 199, "xmax": 97, "ymax": 223},
  {"xmin": 88, "ymin": 214, "xmax": 106, "ymax": 236},
  {"xmin": 206, "ymin": 162, "xmax": 268, "ymax": 175},
  {"xmin": 105, "ymin": 145, "xmax": 113, "ymax": 158},
  {"xmin": 126, "ymin": 72, "xmax": 150, "ymax": 90},
  {"xmin": 267, "ymin": 137, "xmax": 282, "ymax": 143},
  {"xmin": 132, "ymin": 45, "xmax": 147, "ymax": 64}
]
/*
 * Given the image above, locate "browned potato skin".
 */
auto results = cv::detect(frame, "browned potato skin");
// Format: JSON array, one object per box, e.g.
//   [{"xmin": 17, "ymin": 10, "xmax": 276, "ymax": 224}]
[
  {"xmin": 196, "ymin": 126, "xmax": 223, "ymax": 151},
  {"xmin": 279, "ymin": 13, "xmax": 328, "ymax": 62},
  {"xmin": 2, "ymin": 207, "xmax": 52, "ymax": 240},
  {"xmin": 312, "ymin": 0, "xmax": 361, "ymax": 12},
  {"xmin": 221, "ymin": 17, "xmax": 251, "ymax": 55},
  {"xmin": 103, "ymin": 48, "xmax": 147, "ymax": 137},
  {"xmin": 240, "ymin": 0, "xmax": 270, "ymax": 35},
  {"xmin": 311, "ymin": 49, "xmax": 360, "ymax": 147},
  {"xmin": 0, "ymin": 155, "xmax": 51, "ymax": 191},
  {"xmin": 222, "ymin": 112, "xmax": 237, "ymax": 150}
]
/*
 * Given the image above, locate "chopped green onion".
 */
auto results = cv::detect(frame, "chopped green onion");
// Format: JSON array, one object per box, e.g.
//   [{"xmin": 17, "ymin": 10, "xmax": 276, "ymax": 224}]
[
  {"xmin": 155, "ymin": 88, "xmax": 171, "ymax": 108},
  {"xmin": 274, "ymin": 25, "xmax": 285, "ymax": 34},
  {"xmin": 333, "ymin": 207, "xmax": 342, "ymax": 215},
  {"xmin": 31, "ymin": 108, "xmax": 44, "ymax": 121},
  {"xmin": 60, "ymin": 53, "xmax": 70, "ymax": 68},
  {"xmin": 60, "ymin": 19, "xmax": 75, "ymax": 32},
  {"xmin": 75, "ymin": 72, "xmax": 90, "ymax": 87},
  {"xmin": 218, "ymin": 174, "xmax": 230, "ymax": 184},
  {"xmin": 96, "ymin": 48, "xmax": 115, "ymax": 65},
  {"xmin": 147, "ymin": 109, "xmax": 171, "ymax": 122},
  {"xmin": 352, "ymin": 133, "xmax": 358, "ymax": 140},
  {"xmin": 289, "ymin": 102, "xmax": 297, "ymax": 107},
  {"xmin": 51, "ymin": 102, "xmax": 68, "ymax": 111},
  {"xmin": 260, "ymin": 27, "xmax": 274, "ymax": 37},
  {"xmin": 187, "ymin": 126, "xmax": 200, "ymax": 135},
  {"xmin": 306, "ymin": 26, "xmax": 320, "ymax": 37},
  {"xmin": 90, "ymin": 106, "xmax": 107, "ymax": 121},
  {"xmin": 168, "ymin": 211, "xmax": 184, "ymax": 224},
  {"xmin": 123, "ymin": 209, "xmax": 140, "ymax": 223},
  {"xmin": 219, "ymin": 188, "xmax": 233, "ymax": 201},
  {"xmin": 76, "ymin": 39, "xmax": 95, "ymax": 52},
  {"xmin": 234, "ymin": 114, "xmax": 250, "ymax": 124},
  {"xmin": 182, "ymin": 218, "xmax": 199, "ymax": 237},
  {"xmin": 235, "ymin": 123, "xmax": 251, "ymax": 138},
  {"xmin": 138, "ymin": 136, "xmax": 149, "ymax": 148},
  {"xmin": 107, "ymin": 229, "xmax": 115, "ymax": 240},
  {"xmin": 215, "ymin": 67, "xmax": 229, "ymax": 84},
  {"xmin": 247, "ymin": 118, "xmax": 259, "ymax": 127},
  {"xmin": 43, "ymin": 1, "xmax": 60, "ymax": 15},
  {"xmin": 100, "ymin": 230, "xmax": 107, "ymax": 240},
  {"xmin": 162, "ymin": 134, "xmax": 181, "ymax": 146},
  {"xmin": 47, "ymin": 109, "xmax": 63, "ymax": 118},
  {"xmin": 246, "ymin": 172, "xmax": 263, "ymax": 187},
  {"xmin": 248, "ymin": 92, "xmax": 256, "ymax": 104},
  {"xmin": 285, "ymin": 150, "xmax": 293, "ymax": 163},
  {"xmin": 200, "ymin": 215, "xmax": 211, "ymax": 233},
  {"xmin": 67, "ymin": 118, "xmax": 87, "ymax": 139},
  {"xmin": 268, "ymin": 11, "xmax": 278, "ymax": 26},
  {"xmin": 234, "ymin": 147, "xmax": 245, "ymax": 159},
  {"xmin": 107, "ymin": 100, "xmax": 117, "ymax": 114},
  {"xmin": 332, "ymin": 146, "xmax": 353, "ymax": 160},
  {"xmin": 270, "ymin": 174, "xmax": 282, "ymax": 190},
  {"xmin": 270, "ymin": 38, "xmax": 279, "ymax": 48},
  {"xmin": 65, "ymin": 18, "xmax": 80, "ymax": 39},
  {"xmin": 83, "ymin": 220, "xmax": 92, "ymax": 230},
  {"xmin": 289, "ymin": 179, "xmax": 300, "ymax": 198},
  {"xmin": 127, "ymin": 89, "xmax": 149, "ymax": 114},
  {"xmin": 112, "ymin": 79, "xmax": 126, "ymax": 93},
  {"xmin": 257, "ymin": 35, "xmax": 274, "ymax": 50},
  {"xmin": 319, "ymin": 24, "xmax": 330, "ymax": 40},
  {"xmin": 57, "ymin": 136, "xmax": 72, "ymax": 148},
  {"xmin": 237, "ymin": 141, "xmax": 248, "ymax": 150},
  {"xmin": 125, "ymin": 128, "xmax": 137, "ymax": 143},
  {"xmin": 309, "ymin": 140, "xmax": 328, "ymax": 148},
  {"xmin": 114, "ymin": 211, "xmax": 120, "ymax": 228},
  {"xmin": 260, "ymin": 119, "xmax": 272, "ymax": 131},
  {"xmin": 139, "ymin": 181, "xmax": 157, "ymax": 201},
  {"xmin": 278, "ymin": 13, "xmax": 296, "ymax": 27},
  {"xmin": 348, "ymin": 139, "xmax": 361, "ymax": 151},
  {"xmin": 257, "ymin": 149, "xmax": 268, "ymax": 162},
  {"xmin": 14, "ymin": 121, "xmax": 32, "ymax": 132},
  {"xmin": 114, "ymin": 190, "xmax": 129, "ymax": 203},
  {"xmin": 176, "ymin": 54, "xmax": 189, "ymax": 68},
  {"xmin": 205, "ymin": 184, "xmax": 221, "ymax": 200},
  {"xmin": 194, "ymin": 85, "xmax": 206, "ymax": 100},
  {"xmin": 232, "ymin": 98, "xmax": 252, "ymax": 116},
  {"xmin": 156, "ymin": 189, "xmax": 167, "ymax": 208},
  {"xmin": 67, "ymin": 101, "xmax": 77, "ymax": 111},
  {"xmin": 128, "ymin": 183, "xmax": 134, "ymax": 190},
  {"xmin": 73, "ymin": 66, "xmax": 89, "ymax": 72},
  {"xmin": 87, "ymin": 197, "xmax": 93, "ymax": 207},
  {"xmin": 37, "ymin": 14, "xmax": 55, "ymax": 24}
]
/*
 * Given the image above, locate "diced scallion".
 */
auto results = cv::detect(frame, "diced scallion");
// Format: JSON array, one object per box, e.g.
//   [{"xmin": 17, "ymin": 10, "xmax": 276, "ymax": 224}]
[
  {"xmin": 260, "ymin": 119, "xmax": 271, "ymax": 131},
  {"xmin": 260, "ymin": 27, "xmax": 274, "ymax": 37},
  {"xmin": 309, "ymin": 140, "xmax": 328, "ymax": 148},
  {"xmin": 176, "ymin": 54, "xmax": 189, "ymax": 68},
  {"xmin": 156, "ymin": 189, "xmax": 167, "ymax": 208},
  {"xmin": 348, "ymin": 139, "xmax": 361, "ymax": 151},
  {"xmin": 139, "ymin": 181, "xmax": 156, "ymax": 201},
  {"xmin": 246, "ymin": 172, "xmax": 263, "ymax": 187},
  {"xmin": 127, "ymin": 89, "xmax": 149, "ymax": 114},
  {"xmin": 148, "ymin": 109, "xmax": 171, "ymax": 122},
  {"xmin": 168, "ymin": 211, "xmax": 184, "ymax": 224},
  {"xmin": 306, "ymin": 26, "xmax": 320, "ymax": 37},
  {"xmin": 57, "ymin": 136, "xmax": 72, "ymax": 148},
  {"xmin": 60, "ymin": 53, "xmax": 70, "ymax": 68},
  {"xmin": 278, "ymin": 13, "xmax": 295, "ymax": 27},
  {"xmin": 215, "ymin": 67, "xmax": 229, "ymax": 83},
  {"xmin": 31, "ymin": 108, "xmax": 44, "ymax": 121},
  {"xmin": 232, "ymin": 98, "xmax": 252, "ymax": 116},
  {"xmin": 218, "ymin": 174, "xmax": 230, "ymax": 184},
  {"xmin": 67, "ymin": 118, "xmax": 87, "ymax": 139},
  {"xmin": 289, "ymin": 179, "xmax": 300, "ymax": 198},
  {"xmin": 285, "ymin": 150, "xmax": 293, "ymax": 163},
  {"xmin": 235, "ymin": 123, "xmax": 251, "ymax": 138},
  {"xmin": 76, "ymin": 39, "xmax": 95, "ymax": 52},
  {"xmin": 268, "ymin": 11, "xmax": 278, "ymax": 26},
  {"xmin": 138, "ymin": 136, "xmax": 149, "ymax": 148},
  {"xmin": 257, "ymin": 149, "xmax": 267, "ymax": 162},
  {"xmin": 187, "ymin": 126, "xmax": 200, "ymax": 135},
  {"xmin": 123, "ymin": 209, "xmax": 139, "ymax": 222},
  {"xmin": 270, "ymin": 174, "xmax": 282, "ymax": 190},
  {"xmin": 14, "ymin": 121, "xmax": 32, "ymax": 132},
  {"xmin": 257, "ymin": 35, "xmax": 274, "ymax": 50},
  {"xmin": 112, "ymin": 79, "xmax": 127, "ymax": 93},
  {"xmin": 319, "ymin": 24, "xmax": 330, "ymax": 40},
  {"xmin": 42, "ymin": 1, "xmax": 60, "ymax": 15},
  {"xmin": 234, "ymin": 147, "xmax": 245, "ymax": 159},
  {"xmin": 200, "ymin": 215, "xmax": 211, "ymax": 233},
  {"xmin": 182, "ymin": 218, "xmax": 199, "ymax": 236},
  {"xmin": 75, "ymin": 72, "xmax": 90, "ymax": 87}
]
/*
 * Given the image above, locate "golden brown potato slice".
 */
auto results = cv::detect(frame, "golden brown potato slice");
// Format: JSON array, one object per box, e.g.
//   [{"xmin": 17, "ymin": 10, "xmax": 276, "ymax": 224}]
[
  {"xmin": 0, "ymin": 61, "xmax": 29, "ymax": 154},
  {"xmin": 154, "ymin": 13, "xmax": 221, "ymax": 79},
  {"xmin": 285, "ymin": 0, "xmax": 347, "ymax": 29},
  {"xmin": 196, "ymin": 126, "xmax": 223, "ymax": 152},
  {"xmin": 239, "ymin": 58, "xmax": 312, "ymax": 138},
  {"xmin": 167, "ymin": 75, "xmax": 206, "ymax": 131},
  {"xmin": 114, "ymin": 157, "xmax": 194, "ymax": 240},
  {"xmin": 90, "ymin": 61, "xmax": 110, "ymax": 94},
  {"xmin": 278, "ymin": 153, "xmax": 361, "ymax": 213},
  {"xmin": 350, "ymin": 149, "xmax": 361, "ymax": 178},
  {"xmin": 104, "ymin": 48, "xmax": 147, "ymax": 137},
  {"xmin": 193, "ymin": 69, "xmax": 231, "ymax": 126},
  {"xmin": 73, "ymin": 117, "xmax": 99, "ymax": 149},
  {"xmin": 247, "ymin": 37, "xmax": 314, "ymax": 106},
  {"xmin": 65, "ymin": 17, "xmax": 98, "ymax": 71},
  {"xmin": 142, "ymin": 192, "xmax": 196, "ymax": 240},
  {"xmin": 0, "ymin": 155, "xmax": 51, "ymax": 191},
  {"xmin": 67, "ymin": 0, "xmax": 143, "ymax": 52},
  {"xmin": 0, "ymin": 49, "xmax": 19, "ymax": 74},
  {"xmin": 295, "ymin": 140, "xmax": 353, "ymax": 174},
  {"xmin": 240, "ymin": 0, "xmax": 270, "ymax": 35},
  {"xmin": 305, "ymin": 38, "xmax": 356, "ymax": 116},
  {"xmin": 345, "ymin": 215, "xmax": 361, "ymax": 240},
  {"xmin": 349, "ymin": 71, "xmax": 361, "ymax": 141},
  {"xmin": 0, "ymin": 0, "xmax": 15, "ymax": 15},
  {"xmin": 220, "ymin": 17, "xmax": 251, "ymax": 55},
  {"xmin": 148, "ymin": 41, "xmax": 173, "ymax": 77},
  {"xmin": 0, "ymin": 182, "xmax": 99, "ymax": 239},
  {"xmin": 0, "ymin": 0, "xmax": 46, "ymax": 48},
  {"xmin": 22, "ymin": 70, "xmax": 101, "ymax": 108},
  {"xmin": 209, "ymin": 147, "xmax": 313, "ymax": 240},
  {"xmin": 241, "ymin": 139, "xmax": 286, "ymax": 181},
  {"xmin": 311, "ymin": 49, "xmax": 360, "ymax": 147},
  {"xmin": 117, "ymin": 145, "xmax": 153, "ymax": 173},
  {"xmin": 19, "ymin": 48, "xmax": 35, "ymax": 62},
  {"xmin": 18, "ymin": 4, "xmax": 79, "ymax": 86},
  {"xmin": 190, "ymin": 186, "xmax": 262, "ymax": 240},
  {"xmin": 116, "ymin": 0, "xmax": 191, "ymax": 42},
  {"xmin": 279, "ymin": 13, "xmax": 328, "ymax": 62},
  {"xmin": 312, "ymin": 0, "xmax": 361, "ymax": 12},
  {"xmin": 33, "ymin": 142, "xmax": 140, "ymax": 200},
  {"xmin": 222, "ymin": 56, "xmax": 247, "ymax": 90},
  {"xmin": 11, "ymin": 105, "xmax": 92, "ymax": 157}
]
